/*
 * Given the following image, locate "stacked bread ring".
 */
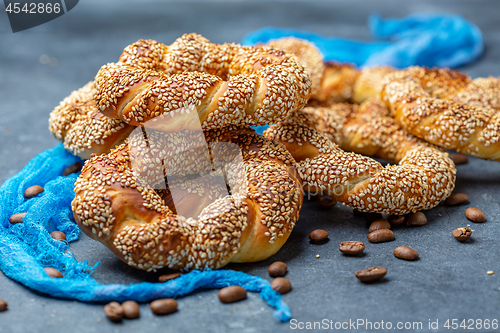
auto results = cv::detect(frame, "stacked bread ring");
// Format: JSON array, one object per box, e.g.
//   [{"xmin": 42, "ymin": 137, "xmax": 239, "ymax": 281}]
[{"xmin": 51, "ymin": 33, "xmax": 308, "ymax": 271}]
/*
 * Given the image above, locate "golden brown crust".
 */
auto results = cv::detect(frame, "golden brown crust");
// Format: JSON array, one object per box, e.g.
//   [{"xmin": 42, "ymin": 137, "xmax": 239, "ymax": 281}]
[
  {"xmin": 48, "ymin": 82, "xmax": 134, "ymax": 159},
  {"xmin": 382, "ymin": 66, "xmax": 500, "ymax": 161},
  {"xmin": 351, "ymin": 66, "xmax": 396, "ymax": 104},
  {"xmin": 266, "ymin": 37, "xmax": 325, "ymax": 97},
  {"xmin": 264, "ymin": 99, "xmax": 456, "ymax": 214},
  {"xmin": 95, "ymin": 34, "xmax": 312, "ymax": 132},
  {"xmin": 72, "ymin": 128, "xmax": 303, "ymax": 271}
]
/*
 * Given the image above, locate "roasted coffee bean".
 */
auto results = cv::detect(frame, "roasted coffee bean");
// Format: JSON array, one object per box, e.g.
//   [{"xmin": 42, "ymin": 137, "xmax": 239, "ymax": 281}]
[
  {"xmin": 271, "ymin": 277, "xmax": 292, "ymax": 294},
  {"xmin": 355, "ymin": 266, "xmax": 387, "ymax": 282},
  {"xmin": 465, "ymin": 207, "xmax": 486, "ymax": 223},
  {"xmin": 445, "ymin": 193, "xmax": 469, "ymax": 206},
  {"xmin": 0, "ymin": 299, "xmax": 7, "ymax": 312},
  {"xmin": 365, "ymin": 212, "xmax": 383, "ymax": 223},
  {"xmin": 452, "ymin": 227, "xmax": 472, "ymax": 241},
  {"xmin": 317, "ymin": 195, "xmax": 337, "ymax": 208},
  {"xmin": 104, "ymin": 302, "xmax": 123, "ymax": 322},
  {"xmin": 268, "ymin": 261, "xmax": 287, "ymax": 277},
  {"xmin": 24, "ymin": 185, "xmax": 44, "ymax": 199},
  {"xmin": 405, "ymin": 212, "xmax": 427, "ymax": 226},
  {"xmin": 50, "ymin": 231, "xmax": 67, "ymax": 242},
  {"xmin": 122, "ymin": 300, "xmax": 140, "ymax": 319},
  {"xmin": 339, "ymin": 241, "xmax": 365, "ymax": 255},
  {"xmin": 158, "ymin": 272, "xmax": 181, "ymax": 283},
  {"xmin": 393, "ymin": 246, "xmax": 419, "ymax": 261},
  {"xmin": 450, "ymin": 153, "xmax": 468, "ymax": 165},
  {"xmin": 367, "ymin": 229, "xmax": 395, "ymax": 243},
  {"xmin": 62, "ymin": 162, "xmax": 82, "ymax": 176},
  {"xmin": 150, "ymin": 299, "xmax": 178, "ymax": 315},
  {"xmin": 218, "ymin": 286, "xmax": 247, "ymax": 303},
  {"xmin": 309, "ymin": 229, "xmax": 329, "ymax": 243},
  {"xmin": 388, "ymin": 215, "xmax": 405, "ymax": 226},
  {"xmin": 44, "ymin": 267, "xmax": 63, "ymax": 278},
  {"xmin": 369, "ymin": 219, "xmax": 391, "ymax": 233},
  {"xmin": 9, "ymin": 212, "xmax": 26, "ymax": 224}
]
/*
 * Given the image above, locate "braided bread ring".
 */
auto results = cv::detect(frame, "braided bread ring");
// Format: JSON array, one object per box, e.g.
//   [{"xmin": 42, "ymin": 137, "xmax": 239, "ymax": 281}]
[
  {"xmin": 95, "ymin": 34, "xmax": 312, "ymax": 132},
  {"xmin": 72, "ymin": 127, "xmax": 303, "ymax": 271},
  {"xmin": 48, "ymin": 82, "xmax": 133, "ymax": 159},
  {"xmin": 264, "ymin": 98, "xmax": 456, "ymax": 214},
  {"xmin": 382, "ymin": 66, "xmax": 500, "ymax": 161}
]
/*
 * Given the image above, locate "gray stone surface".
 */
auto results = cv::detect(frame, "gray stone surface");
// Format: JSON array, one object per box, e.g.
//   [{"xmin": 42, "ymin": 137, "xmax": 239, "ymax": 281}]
[{"xmin": 1, "ymin": 1, "xmax": 499, "ymax": 332}]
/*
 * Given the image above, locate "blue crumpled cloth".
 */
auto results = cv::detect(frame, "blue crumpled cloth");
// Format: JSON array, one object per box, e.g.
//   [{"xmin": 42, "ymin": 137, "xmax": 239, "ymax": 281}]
[
  {"xmin": 246, "ymin": 13, "xmax": 483, "ymax": 135},
  {"xmin": 242, "ymin": 13, "xmax": 483, "ymax": 69}
]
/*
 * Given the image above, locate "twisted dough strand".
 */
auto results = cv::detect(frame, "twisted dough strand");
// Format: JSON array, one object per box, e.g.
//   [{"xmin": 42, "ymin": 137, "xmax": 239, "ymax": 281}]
[
  {"xmin": 95, "ymin": 34, "xmax": 312, "ymax": 132},
  {"xmin": 382, "ymin": 66, "xmax": 500, "ymax": 161},
  {"xmin": 264, "ymin": 99, "xmax": 456, "ymax": 214}
]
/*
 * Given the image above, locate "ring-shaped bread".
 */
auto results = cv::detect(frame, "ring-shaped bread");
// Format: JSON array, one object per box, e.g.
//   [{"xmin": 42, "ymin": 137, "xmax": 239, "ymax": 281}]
[{"xmin": 72, "ymin": 127, "xmax": 303, "ymax": 271}]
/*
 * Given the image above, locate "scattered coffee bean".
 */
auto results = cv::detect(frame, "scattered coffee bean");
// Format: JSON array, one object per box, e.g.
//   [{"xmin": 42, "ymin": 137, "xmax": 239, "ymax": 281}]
[
  {"xmin": 268, "ymin": 261, "xmax": 287, "ymax": 277},
  {"xmin": 450, "ymin": 153, "xmax": 468, "ymax": 165},
  {"xmin": 339, "ymin": 241, "xmax": 365, "ymax": 255},
  {"xmin": 367, "ymin": 229, "xmax": 395, "ymax": 243},
  {"xmin": 150, "ymin": 299, "xmax": 178, "ymax": 315},
  {"xmin": 44, "ymin": 267, "xmax": 63, "ymax": 278},
  {"xmin": 452, "ymin": 227, "xmax": 472, "ymax": 241},
  {"xmin": 271, "ymin": 277, "xmax": 292, "ymax": 294},
  {"xmin": 0, "ymin": 299, "xmax": 7, "ymax": 312},
  {"xmin": 465, "ymin": 207, "xmax": 486, "ymax": 223},
  {"xmin": 355, "ymin": 266, "xmax": 387, "ymax": 282},
  {"xmin": 50, "ymin": 231, "xmax": 67, "ymax": 242},
  {"xmin": 309, "ymin": 229, "xmax": 329, "ymax": 243},
  {"xmin": 369, "ymin": 219, "xmax": 391, "ymax": 233},
  {"xmin": 388, "ymin": 215, "xmax": 405, "ymax": 226},
  {"xmin": 393, "ymin": 246, "xmax": 419, "ymax": 261},
  {"xmin": 405, "ymin": 212, "xmax": 427, "ymax": 226},
  {"xmin": 218, "ymin": 286, "xmax": 247, "ymax": 303},
  {"xmin": 24, "ymin": 185, "xmax": 44, "ymax": 199},
  {"xmin": 104, "ymin": 302, "xmax": 123, "ymax": 322},
  {"xmin": 122, "ymin": 300, "xmax": 140, "ymax": 319},
  {"xmin": 317, "ymin": 195, "xmax": 337, "ymax": 208},
  {"xmin": 9, "ymin": 212, "xmax": 27, "ymax": 224},
  {"xmin": 365, "ymin": 212, "xmax": 383, "ymax": 223},
  {"xmin": 445, "ymin": 193, "xmax": 469, "ymax": 206},
  {"xmin": 487, "ymin": 271, "xmax": 494, "ymax": 275},
  {"xmin": 158, "ymin": 272, "xmax": 181, "ymax": 283},
  {"xmin": 62, "ymin": 162, "xmax": 82, "ymax": 176}
]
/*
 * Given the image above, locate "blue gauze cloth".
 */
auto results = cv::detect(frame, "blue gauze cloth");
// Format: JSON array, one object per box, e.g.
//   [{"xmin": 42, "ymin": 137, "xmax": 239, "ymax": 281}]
[
  {"xmin": 245, "ymin": 13, "xmax": 483, "ymax": 135},
  {"xmin": 242, "ymin": 13, "xmax": 483, "ymax": 68},
  {"xmin": 0, "ymin": 144, "xmax": 291, "ymax": 322}
]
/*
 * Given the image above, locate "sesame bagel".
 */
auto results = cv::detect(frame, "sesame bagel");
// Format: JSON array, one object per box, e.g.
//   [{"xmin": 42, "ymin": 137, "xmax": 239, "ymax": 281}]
[
  {"xmin": 264, "ymin": 98, "xmax": 456, "ymax": 214},
  {"xmin": 72, "ymin": 127, "xmax": 303, "ymax": 271},
  {"xmin": 94, "ymin": 33, "xmax": 312, "ymax": 132},
  {"xmin": 382, "ymin": 66, "xmax": 500, "ymax": 161}
]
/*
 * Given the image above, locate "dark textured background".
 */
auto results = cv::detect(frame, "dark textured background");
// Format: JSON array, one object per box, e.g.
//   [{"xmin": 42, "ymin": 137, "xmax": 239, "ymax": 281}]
[{"xmin": 1, "ymin": 1, "xmax": 499, "ymax": 332}]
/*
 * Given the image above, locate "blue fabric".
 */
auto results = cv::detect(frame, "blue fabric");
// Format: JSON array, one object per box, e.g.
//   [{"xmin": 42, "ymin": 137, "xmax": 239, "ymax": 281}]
[
  {"xmin": 247, "ymin": 13, "xmax": 483, "ymax": 135},
  {"xmin": 242, "ymin": 13, "xmax": 483, "ymax": 69},
  {"xmin": 0, "ymin": 144, "xmax": 291, "ymax": 322}
]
